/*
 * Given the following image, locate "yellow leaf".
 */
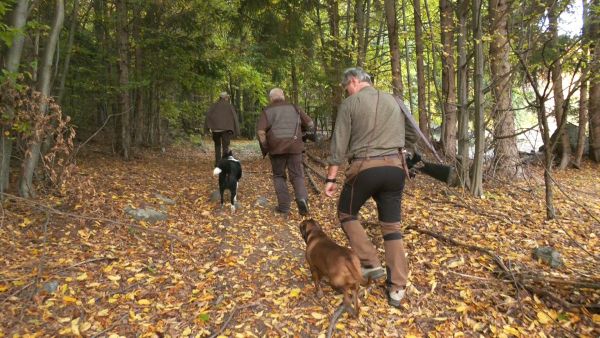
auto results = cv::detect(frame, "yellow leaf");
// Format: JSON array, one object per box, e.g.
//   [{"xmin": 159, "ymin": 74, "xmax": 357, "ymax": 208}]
[
  {"xmin": 335, "ymin": 323, "xmax": 345, "ymax": 329},
  {"xmin": 0, "ymin": 284, "xmax": 8, "ymax": 292},
  {"xmin": 107, "ymin": 275, "xmax": 121, "ymax": 281},
  {"xmin": 63, "ymin": 296, "xmax": 78, "ymax": 303},
  {"xmin": 503, "ymin": 325, "xmax": 520, "ymax": 336},
  {"xmin": 71, "ymin": 318, "xmax": 80, "ymax": 336},
  {"xmin": 537, "ymin": 311, "xmax": 552, "ymax": 324},
  {"xmin": 592, "ymin": 314, "xmax": 600, "ymax": 324},
  {"xmin": 137, "ymin": 299, "xmax": 151, "ymax": 305},
  {"xmin": 182, "ymin": 327, "xmax": 192, "ymax": 336},
  {"xmin": 59, "ymin": 327, "xmax": 72, "ymax": 335},
  {"xmin": 97, "ymin": 309, "xmax": 109, "ymax": 317},
  {"xmin": 455, "ymin": 303, "xmax": 469, "ymax": 313},
  {"xmin": 20, "ymin": 217, "xmax": 33, "ymax": 227},
  {"xmin": 76, "ymin": 273, "xmax": 88, "ymax": 281},
  {"xmin": 311, "ymin": 312, "xmax": 325, "ymax": 320},
  {"xmin": 289, "ymin": 288, "xmax": 301, "ymax": 297},
  {"xmin": 447, "ymin": 258, "xmax": 464, "ymax": 268},
  {"xmin": 80, "ymin": 321, "xmax": 91, "ymax": 332}
]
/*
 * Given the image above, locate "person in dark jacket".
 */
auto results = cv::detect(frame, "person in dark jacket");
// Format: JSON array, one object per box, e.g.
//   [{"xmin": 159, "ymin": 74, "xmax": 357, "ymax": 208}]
[
  {"xmin": 324, "ymin": 67, "xmax": 418, "ymax": 308},
  {"xmin": 205, "ymin": 92, "xmax": 240, "ymax": 165},
  {"xmin": 257, "ymin": 88, "xmax": 314, "ymax": 216}
]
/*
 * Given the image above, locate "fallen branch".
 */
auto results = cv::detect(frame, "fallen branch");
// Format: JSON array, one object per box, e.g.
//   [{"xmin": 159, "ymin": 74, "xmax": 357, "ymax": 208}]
[
  {"xmin": 423, "ymin": 195, "xmax": 511, "ymax": 225},
  {"xmin": 55, "ymin": 257, "xmax": 119, "ymax": 274},
  {"xmin": 209, "ymin": 302, "xmax": 260, "ymax": 338},
  {"xmin": 508, "ymin": 272, "xmax": 600, "ymax": 290},
  {"xmin": 303, "ymin": 161, "xmax": 326, "ymax": 181},
  {"xmin": 406, "ymin": 225, "xmax": 598, "ymax": 311},
  {"xmin": 305, "ymin": 151, "xmax": 328, "ymax": 167},
  {"xmin": 304, "ymin": 166, "xmax": 321, "ymax": 194}
]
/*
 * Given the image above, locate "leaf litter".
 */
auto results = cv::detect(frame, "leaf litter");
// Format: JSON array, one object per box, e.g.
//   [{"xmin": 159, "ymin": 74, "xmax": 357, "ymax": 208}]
[{"xmin": 0, "ymin": 140, "xmax": 598, "ymax": 337}]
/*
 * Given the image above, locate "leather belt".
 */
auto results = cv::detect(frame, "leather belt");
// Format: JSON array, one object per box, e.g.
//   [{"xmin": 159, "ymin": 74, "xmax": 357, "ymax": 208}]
[{"xmin": 351, "ymin": 153, "xmax": 400, "ymax": 163}]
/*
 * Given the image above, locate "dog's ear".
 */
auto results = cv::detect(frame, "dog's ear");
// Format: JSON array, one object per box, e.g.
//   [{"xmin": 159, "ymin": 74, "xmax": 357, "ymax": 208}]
[{"xmin": 226, "ymin": 150, "xmax": 233, "ymax": 157}]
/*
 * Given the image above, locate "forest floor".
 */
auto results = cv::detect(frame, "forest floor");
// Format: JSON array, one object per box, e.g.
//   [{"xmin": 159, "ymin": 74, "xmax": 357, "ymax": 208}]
[{"xmin": 1, "ymin": 139, "xmax": 599, "ymax": 337}]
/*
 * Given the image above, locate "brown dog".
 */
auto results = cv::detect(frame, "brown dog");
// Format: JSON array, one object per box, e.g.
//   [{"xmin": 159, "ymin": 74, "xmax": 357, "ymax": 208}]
[{"xmin": 299, "ymin": 219, "xmax": 365, "ymax": 317}]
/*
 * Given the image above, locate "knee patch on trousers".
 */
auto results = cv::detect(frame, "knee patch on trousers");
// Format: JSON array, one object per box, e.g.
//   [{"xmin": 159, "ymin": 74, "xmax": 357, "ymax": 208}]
[{"xmin": 381, "ymin": 221, "xmax": 403, "ymax": 241}]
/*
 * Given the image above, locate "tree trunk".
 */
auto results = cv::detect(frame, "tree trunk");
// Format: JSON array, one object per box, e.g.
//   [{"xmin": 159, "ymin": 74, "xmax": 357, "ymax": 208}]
[
  {"xmin": 470, "ymin": 0, "xmax": 484, "ymax": 197},
  {"xmin": 355, "ymin": 0, "xmax": 366, "ymax": 67},
  {"xmin": 19, "ymin": 0, "xmax": 65, "ymax": 198},
  {"xmin": 291, "ymin": 55, "xmax": 299, "ymax": 105},
  {"xmin": 133, "ymin": 11, "xmax": 145, "ymax": 146},
  {"xmin": 489, "ymin": 0, "xmax": 521, "ymax": 177},
  {"xmin": 363, "ymin": 0, "xmax": 371, "ymax": 62},
  {"xmin": 548, "ymin": 9, "xmax": 571, "ymax": 169},
  {"xmin": 327, "ymin": 0, "xmax": 344, "ymax": 126},
  {"xmin": 536, "ymin": 74, "xmax": 556, "ymax": 219},
  {"xmin": 456, "ymin": 0, "xmax": 471, "ymax": 189},
  {"xmin": 1, "ymin": 0, "xmax": 30, "ymax": 195},
  {"xmin": 56, "ymin": 0, "xmax": 80, "ymax": 104},
  {"xmin": 116, "ymin": 0, "xmax": 131, "ymax": 160},
  {"xmin": 575, "ymin": 0, "xmax": 589, "ymax": 167},
  {"xmin": 384, "ymin": 0, "xmax": 404, "ymax": 98},
  {"xmin": 422, "ymin": 0, "xmax": 442, "ymax": 121},
  {"xmin": 440, "ymin": 0, "xmax": 457, "ymax": 157},
  {"xmin": 414, "ymin": 0, "xmax": 429, "ymax": 138},
  {"xmin": 589, "ymin": 0, "xmax": 600, "ymax": 162},
  {"xmin": 402, "ymin": 0, "xmax": 414, "ymax": 112}
]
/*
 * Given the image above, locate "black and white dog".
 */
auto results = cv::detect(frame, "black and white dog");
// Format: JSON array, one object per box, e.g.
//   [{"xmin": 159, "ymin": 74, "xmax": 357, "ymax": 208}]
[{"xmin": 213, "ymin": 150, "xmax": 242, "ymax": 211}]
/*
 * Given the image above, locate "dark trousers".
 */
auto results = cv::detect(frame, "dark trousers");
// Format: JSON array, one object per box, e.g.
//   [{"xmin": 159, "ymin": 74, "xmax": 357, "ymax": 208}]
[
  {"xmin": 337, "ymin": 165, "xmax": 409, "ymax": 292},
  {"xmin": 212, "ymin": 131, "xmax": 232, "ymax": 165},
  {"xmin": 270, "ymin": 153, "xmax": 308, "ymax": 212}
]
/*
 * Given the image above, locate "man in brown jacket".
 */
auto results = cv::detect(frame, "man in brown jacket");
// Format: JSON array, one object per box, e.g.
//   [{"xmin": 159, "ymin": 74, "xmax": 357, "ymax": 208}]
[
  {"xmin": 324, "ymin": 67, "xmax": 418, "ymax": 308},
  {"xmin": 257, "ymin": 88, "xmax": 314, "ymax": 216},
  {"xmin": 205, "ymin": 92, "xmax": 240, "ymax": 165}
]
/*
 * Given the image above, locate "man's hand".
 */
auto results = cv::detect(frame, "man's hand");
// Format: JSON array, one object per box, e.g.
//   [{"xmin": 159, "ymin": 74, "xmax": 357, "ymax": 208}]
[{"xmin": 324, "ymin": 182, "xmax": 337, "ymax": 197}]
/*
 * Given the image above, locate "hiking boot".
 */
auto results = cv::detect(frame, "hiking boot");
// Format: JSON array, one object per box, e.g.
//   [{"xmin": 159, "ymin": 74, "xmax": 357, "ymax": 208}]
[
  {"xmin": 387, "ymin": 288, "xmax": 406, "ymax": 308},
  {"xmin": 274, "ymin": 206, "xmax": 290, "ymax": 216},
  {"xmin": 296, "ymin": 199, "xmax": 309, "ymax": 216},
  {"xmin": 361, "ymin": 266, "xmax": 386, "ymax": 281}
]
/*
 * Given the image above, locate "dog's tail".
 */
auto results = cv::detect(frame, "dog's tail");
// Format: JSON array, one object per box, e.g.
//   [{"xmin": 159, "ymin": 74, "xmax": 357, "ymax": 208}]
[{"xmin": 213, "ymin": 167, "xmax": 222, "ymax": 176}]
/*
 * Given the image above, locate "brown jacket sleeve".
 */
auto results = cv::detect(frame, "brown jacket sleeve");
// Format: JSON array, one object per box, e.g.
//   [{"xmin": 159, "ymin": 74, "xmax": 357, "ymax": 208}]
[
  {"xmin": 295, "ymin": 105, "xmax": 314, "ymax": 131},
  {"xmin": 256, "ymin": 110, "xmax": 269, "ymax": 146}
]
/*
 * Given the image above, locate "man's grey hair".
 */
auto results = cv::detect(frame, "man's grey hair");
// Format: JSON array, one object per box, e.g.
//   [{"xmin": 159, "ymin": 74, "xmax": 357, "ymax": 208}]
[
  {"xmin": 269, "ymin": 88, "xmax": 285, "ymax": 102},
  {"xmin": 219, "ymin": 91, "xmax": 229, "ymax": 99},
  {"xmin": 341, "ymin": 67, "xmax": 372, "ymax": 87}
]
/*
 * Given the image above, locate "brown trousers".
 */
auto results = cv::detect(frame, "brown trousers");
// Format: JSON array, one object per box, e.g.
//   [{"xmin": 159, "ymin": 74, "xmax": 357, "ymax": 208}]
[
  {"xmin": 212, "ymin": 131, "xmax": 232, "ymax": 165},
  {"xmin": 269, "ymin": 153, "xmax": 308, "ymax": 212},
  {"xmin": 338, "ymin": 158, "xmax": 408, "ymax": 291}
]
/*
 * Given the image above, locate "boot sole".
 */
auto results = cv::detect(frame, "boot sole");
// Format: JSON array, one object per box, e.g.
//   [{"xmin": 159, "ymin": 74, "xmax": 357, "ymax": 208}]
[{"xmin": 363, "ymin": 268, "xmax": 386, "ymax": 281}]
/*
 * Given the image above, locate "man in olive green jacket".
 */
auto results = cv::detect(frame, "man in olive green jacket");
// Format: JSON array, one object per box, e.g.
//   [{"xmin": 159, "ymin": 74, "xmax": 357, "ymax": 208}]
[{"xmin": 324, "ymin": 67, "xmax": 417, "ymax": 308}]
